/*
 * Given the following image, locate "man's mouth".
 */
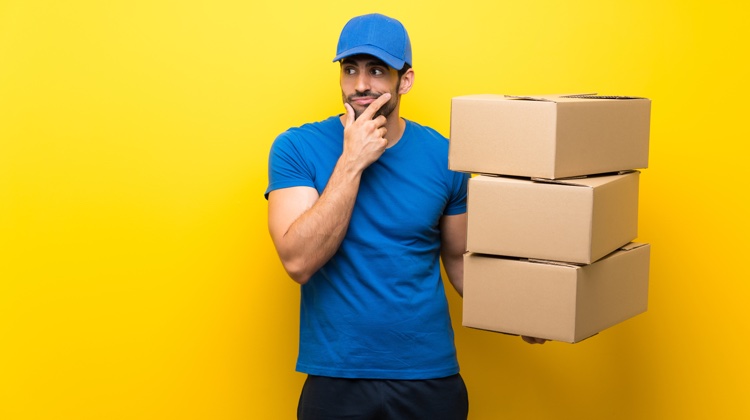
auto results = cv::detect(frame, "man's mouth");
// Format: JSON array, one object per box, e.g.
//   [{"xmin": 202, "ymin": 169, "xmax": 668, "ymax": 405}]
[{"xmin": 349, "ymin": 95, "xmax": 379, "ymax": 106}]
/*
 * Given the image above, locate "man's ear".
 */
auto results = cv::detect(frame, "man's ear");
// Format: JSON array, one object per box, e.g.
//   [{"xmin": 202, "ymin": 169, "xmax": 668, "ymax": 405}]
[{"xmin": 398, "ymin": 68, "xmax": 415, "ymax": 95}]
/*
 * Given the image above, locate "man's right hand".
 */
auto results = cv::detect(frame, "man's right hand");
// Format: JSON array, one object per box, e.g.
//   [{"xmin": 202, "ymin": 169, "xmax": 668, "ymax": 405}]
[{"xmin": 341, "ymin": 92, "xmax": 391, "ymax": 172}]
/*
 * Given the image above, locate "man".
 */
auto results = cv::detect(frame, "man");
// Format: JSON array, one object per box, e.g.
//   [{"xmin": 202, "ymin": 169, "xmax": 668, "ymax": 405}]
[{"xmin": 266, "ymin": 13, "xmax": 543, "ymax": 420}]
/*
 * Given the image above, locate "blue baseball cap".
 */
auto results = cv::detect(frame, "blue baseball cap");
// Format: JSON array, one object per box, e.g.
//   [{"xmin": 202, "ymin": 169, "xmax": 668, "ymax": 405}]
[{"xmin": 333, "ymin": 13, "xmax": 412, "ymax": 70}]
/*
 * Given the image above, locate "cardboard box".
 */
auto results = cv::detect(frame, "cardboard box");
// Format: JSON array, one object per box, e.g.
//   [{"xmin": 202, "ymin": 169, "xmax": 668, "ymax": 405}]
[
  {"xmin": 467, "ymin": 171, "xmax": 639, "ymax": 264},
  {"xmin": 449, "ymin": 94, "xmax": 651, "ymax": 179},
  {"xmin": 463, "ymin": 243, "xmax": 650, "ymax": 343}
]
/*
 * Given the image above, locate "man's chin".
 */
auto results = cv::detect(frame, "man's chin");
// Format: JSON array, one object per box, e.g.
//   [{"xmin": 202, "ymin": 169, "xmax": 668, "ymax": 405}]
[{"xmin": 351, "ymin": 105, "xmax": 366, "ymax": 120}]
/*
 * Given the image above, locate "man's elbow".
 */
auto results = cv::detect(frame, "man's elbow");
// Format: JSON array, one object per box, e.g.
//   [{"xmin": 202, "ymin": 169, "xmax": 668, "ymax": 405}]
[{"xmin": 281, "ymin": 258, "xmax": 313, "ymax": 285}]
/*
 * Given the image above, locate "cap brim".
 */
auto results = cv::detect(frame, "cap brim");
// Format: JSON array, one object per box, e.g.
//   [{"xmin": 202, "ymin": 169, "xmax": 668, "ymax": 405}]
[{"xmin": 333, "ymin": 45, "xmax": 406, "ymax": 70}]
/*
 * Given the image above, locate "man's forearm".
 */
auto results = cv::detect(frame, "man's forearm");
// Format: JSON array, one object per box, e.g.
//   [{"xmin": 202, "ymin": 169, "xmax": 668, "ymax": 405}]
[
  {"xmin": 439, "ymin": 213, "xmax": 467, "ymax": 297},
  {"xmin": 442, "ymin": 253, "xmax": 464, "ymax": 297},
  {"xmin": 277, "ymin": 160, "xmax": 362, "ymax": 284}
]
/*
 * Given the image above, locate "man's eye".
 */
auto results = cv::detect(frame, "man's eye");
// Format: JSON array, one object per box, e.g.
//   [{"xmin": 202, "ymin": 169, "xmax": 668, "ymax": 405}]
[
  {"xmin": 371, "ymin": 68, "xmax": 384, "ymax": 76},
  {"xmin": 344, "ymin": 67, "xmax": 356, "ymax": 75}
]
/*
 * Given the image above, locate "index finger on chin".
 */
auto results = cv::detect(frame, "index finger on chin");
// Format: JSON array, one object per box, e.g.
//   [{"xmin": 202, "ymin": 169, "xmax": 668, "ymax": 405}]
[{"xmin": 360, "ymin": 93, "xmax": 391, "ymax": 120}]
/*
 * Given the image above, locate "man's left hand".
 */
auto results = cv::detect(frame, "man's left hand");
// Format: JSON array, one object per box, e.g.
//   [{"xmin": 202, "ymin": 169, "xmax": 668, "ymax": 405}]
[{"xmin": 521, "ymin": 336, "xmax": 548, "ymax": 345}]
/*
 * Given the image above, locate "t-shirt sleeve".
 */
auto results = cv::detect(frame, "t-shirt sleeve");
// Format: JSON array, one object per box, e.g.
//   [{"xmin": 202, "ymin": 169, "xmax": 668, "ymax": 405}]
[
  {"xmin": 264, "ymin": 131, "xmax": 316, "ymax": 199},
  {"xmin": 444, "ymin": 171, "xmax": 470, "ymax": 216}
]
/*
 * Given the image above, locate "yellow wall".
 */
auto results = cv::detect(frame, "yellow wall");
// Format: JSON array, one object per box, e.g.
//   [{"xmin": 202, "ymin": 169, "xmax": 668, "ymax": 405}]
[{"xmin": 1, "ymin": 0, "xmax": 748, "ymax": 418}]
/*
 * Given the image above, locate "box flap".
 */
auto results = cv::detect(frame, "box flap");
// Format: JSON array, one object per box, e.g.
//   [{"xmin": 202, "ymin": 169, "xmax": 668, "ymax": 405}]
[
  {"xmin": 504, "ymin": 93, "xmax": 596, "ymax": 102},
  {"xmin": 618, "ymin": 242, "xmax": 649, "ymax": 252},
  {"xmin": 531, "ymin": 170, "xmax": 639, "ymax": 188},
  {"xmin": 527, "ymin": 258, "xmax": 583, "ymax": 269},
  {"xmin": 531, "ymin": 169, "xmax": 636, "ymax": 182},
  {"xmin": 530, "ymin": 175, "xmax": 589, "ymax": 185},
  {"xmin": 504, "ymin": 93, "xmax": 649, "ymax": 103},
  {"xmin": 560, "ymin": 94, "xmax": 647, "ymax": 100}
]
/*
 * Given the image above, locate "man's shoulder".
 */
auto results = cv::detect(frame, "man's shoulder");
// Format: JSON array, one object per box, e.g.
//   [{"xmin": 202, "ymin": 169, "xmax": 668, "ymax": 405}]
[
  {"xmin": 403, "ymin": 119, "xmax": 449, "ymax": 154},
  {"xmin": 270, "ymin": 116, "xmax": 343, "ymax": 163},
  {"xmin": 405, "ymin": 119, "xmax": 448, "ymax": 142},
  {"xmin": 280, "ymin": 115, "xmax": 342, "ymax": 140}
]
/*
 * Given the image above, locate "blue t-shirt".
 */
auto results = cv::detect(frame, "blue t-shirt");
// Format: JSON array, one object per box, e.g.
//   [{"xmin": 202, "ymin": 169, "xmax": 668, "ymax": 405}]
[{"xmin": 266, "ymin": 116, "xmax": 469, "ymax": 379}]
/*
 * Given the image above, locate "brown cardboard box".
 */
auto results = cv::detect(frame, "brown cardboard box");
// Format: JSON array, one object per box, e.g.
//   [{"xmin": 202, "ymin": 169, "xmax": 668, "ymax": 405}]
[
  {"xmin": 462, "ymin": 243, "xmax": 650, "ymax": 343},
  {"xmin": 467, "ymin": 171, "xmax": 639, "ymax": 264},
  {"xmin": 449, "ymin": 94, "xmax": 651, "ymax": 179}
]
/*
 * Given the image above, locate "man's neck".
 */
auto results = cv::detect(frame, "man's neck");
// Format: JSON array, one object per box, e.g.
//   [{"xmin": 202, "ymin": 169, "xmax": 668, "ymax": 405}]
[{"xmin": 383, "ymin": 114, "xmax": 405, "ymax": 148}]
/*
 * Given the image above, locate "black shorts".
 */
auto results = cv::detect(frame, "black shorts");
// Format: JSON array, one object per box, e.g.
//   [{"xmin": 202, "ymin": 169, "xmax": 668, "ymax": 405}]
[{"xmin": 297, "ymin": 373, "xmax": 469, "ymax": 420}]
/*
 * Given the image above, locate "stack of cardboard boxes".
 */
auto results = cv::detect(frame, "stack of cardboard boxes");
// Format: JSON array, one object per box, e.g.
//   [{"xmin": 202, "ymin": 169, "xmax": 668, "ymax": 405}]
[{"xmin": 449, "ymin": 94, "xmax": 652, "ymax": 343}]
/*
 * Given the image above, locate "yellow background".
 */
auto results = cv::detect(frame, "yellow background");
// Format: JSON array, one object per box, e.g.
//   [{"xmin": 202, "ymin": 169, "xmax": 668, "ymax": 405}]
[{"xmin": 1, "ymin": 0, "xmax": 748, "ymax": 418}]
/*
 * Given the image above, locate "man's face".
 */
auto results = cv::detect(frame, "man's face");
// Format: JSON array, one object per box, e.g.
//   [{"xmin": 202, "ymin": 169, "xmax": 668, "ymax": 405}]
[{"xmin": 340, "ymin": 55, "xmax": 401, "ymax": 120}]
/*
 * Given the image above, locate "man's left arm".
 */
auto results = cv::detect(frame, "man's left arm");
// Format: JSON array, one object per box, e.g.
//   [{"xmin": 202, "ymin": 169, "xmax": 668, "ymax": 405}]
[
  {"xmin": 439, "ymin": 212, "xmax": 548, "ymax": 345},
  {"xmin": 440, "ymin": 213, "xmax": 467, "ymax": 297}
]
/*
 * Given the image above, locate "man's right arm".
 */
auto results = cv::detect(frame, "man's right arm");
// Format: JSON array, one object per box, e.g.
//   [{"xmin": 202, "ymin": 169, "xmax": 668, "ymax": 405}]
[
  {"xmin": 267, "ymin": 164, "xmax": 361, "ymax": 284},
  {"xmin": 267, "ymin": 94, "xmax": 392, "ymax": 284}
]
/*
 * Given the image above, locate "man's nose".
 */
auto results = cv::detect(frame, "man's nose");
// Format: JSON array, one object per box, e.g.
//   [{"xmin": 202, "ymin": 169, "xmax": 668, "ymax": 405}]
[{"xmin": 354, "ymin": 73, "xmax": 370, "ymax": 93}]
